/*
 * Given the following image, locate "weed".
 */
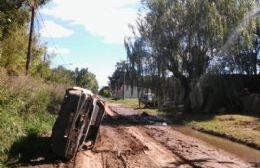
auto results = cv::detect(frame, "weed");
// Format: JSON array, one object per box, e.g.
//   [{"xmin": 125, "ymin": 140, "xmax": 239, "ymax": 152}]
[{"xmin": 0, "ymin": 71, "xmax": 67, "ymax": 164}]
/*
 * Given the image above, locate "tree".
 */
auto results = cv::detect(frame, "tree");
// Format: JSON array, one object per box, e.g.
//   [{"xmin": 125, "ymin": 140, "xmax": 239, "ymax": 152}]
[
  {"xmin": 109, "ymin": 61, "xmax": 128, "ymax": 91},
  {"xmin": 48, "ymin": 66, "xmax": 75, "ymax": 85},
  {"xmin": 119, "ymin": 0, "xmax": 258, "ymax": 110},
  {"xmin": 75, "ymin": 68, "xmax": 99, "ymax": 93},
  {"xmin": 99, "ymin": 86, "xmax": 110, "ymax": 97},
  {"xmin": 0, "ymin": 0, "xmax": 51, "ymax": 75}
]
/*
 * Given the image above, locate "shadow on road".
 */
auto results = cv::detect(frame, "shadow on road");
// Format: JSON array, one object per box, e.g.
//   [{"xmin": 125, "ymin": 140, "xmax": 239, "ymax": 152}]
[{"xmin": 6, "ymin": 134, "xmax": 68, "ymax": 167}]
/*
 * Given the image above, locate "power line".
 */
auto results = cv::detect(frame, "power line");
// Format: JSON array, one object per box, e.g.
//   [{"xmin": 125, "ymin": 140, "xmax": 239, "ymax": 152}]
[
  {"xmin": 35, "ymin": 15, "xmax": 40, "ymax": 36},
  {"xmin": 36, "ymin": 10, "xmax": 69, "ymax": 67}
]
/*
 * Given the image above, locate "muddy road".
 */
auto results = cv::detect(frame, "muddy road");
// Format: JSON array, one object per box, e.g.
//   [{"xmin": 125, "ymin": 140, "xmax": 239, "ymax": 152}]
[
  {"xmin": 21, "ymin": 104, "xmax": 257, "ymax": 168},
  {"xmin": 74, "ymin": 104, "xmax": 255, "ymax": 168}
]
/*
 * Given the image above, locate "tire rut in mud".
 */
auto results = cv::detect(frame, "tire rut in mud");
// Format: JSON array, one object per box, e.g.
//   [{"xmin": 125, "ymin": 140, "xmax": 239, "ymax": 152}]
[
  {"xmin": 74, "ymin": 126, "xmax": 184, "ymax": 168},
  {"xmin": 50, "ymin": 105, "xmax": 254, "ymax": 168},
  {"xmin": 142, "ymin": 126, "xmax": 252, "ymax": 168}
]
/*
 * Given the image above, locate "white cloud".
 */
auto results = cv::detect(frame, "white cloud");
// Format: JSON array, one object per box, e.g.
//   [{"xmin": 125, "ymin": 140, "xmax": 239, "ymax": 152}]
[
  {"xmin": 40, "ymin": 20, "xmax": 74, "ymax": 38},
  {"xmin": 42, "ymin": 0, "xmax": 139, "ymax": 44},
  {"xmin": 47, "ymin": 46, "xmax": 70, "ymax": 56}
]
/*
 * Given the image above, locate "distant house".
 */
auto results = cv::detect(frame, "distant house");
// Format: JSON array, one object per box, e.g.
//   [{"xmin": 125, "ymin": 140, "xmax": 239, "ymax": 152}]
[{"xmin": 111, "ymin": 84, "xmax": 151, "ymax": 99}]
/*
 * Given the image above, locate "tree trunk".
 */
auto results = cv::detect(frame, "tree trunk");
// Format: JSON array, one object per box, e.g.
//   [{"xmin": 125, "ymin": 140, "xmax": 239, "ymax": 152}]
[{"xmin": 175, "ymin": 74, "xmax": 190, "ymax": 113}]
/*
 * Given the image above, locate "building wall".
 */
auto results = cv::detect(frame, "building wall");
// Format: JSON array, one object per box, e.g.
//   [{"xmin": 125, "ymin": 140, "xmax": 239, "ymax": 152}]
[
  {"xmin": 123, "ymin": 85, "xmax": 139, "ymax": 98},
  {"xmin": 111, "ymin": 85, "xmax": 152, "ymax": 98}
]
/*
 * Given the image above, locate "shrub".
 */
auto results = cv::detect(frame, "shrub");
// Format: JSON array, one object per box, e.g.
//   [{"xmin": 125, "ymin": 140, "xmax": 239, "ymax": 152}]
[{"xmin": 0, "ymin": 71, "xmax": 67, "ymax": 163}]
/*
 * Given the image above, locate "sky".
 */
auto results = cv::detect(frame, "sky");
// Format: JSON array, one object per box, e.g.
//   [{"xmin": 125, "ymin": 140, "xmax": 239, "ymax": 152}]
[{"xmin": 38, "ymin": 0, "xmax": 141, "ymax": 88}]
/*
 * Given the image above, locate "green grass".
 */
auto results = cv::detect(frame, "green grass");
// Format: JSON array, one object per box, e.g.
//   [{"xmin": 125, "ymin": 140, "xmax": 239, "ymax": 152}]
[
  {"xmin": 105, "ymin": 98, "xmax": 164, "ymax": 115},
  {"xmin": 106, "ymin": 98, "xmax": 139, "ymax": 109},
  {"xmin": 189, "ymin": 114, "xmax": 260, "ymax": 149},
  {"xmin": 0, "ymin": 70, "xmax": 66, "ymax": 165}
]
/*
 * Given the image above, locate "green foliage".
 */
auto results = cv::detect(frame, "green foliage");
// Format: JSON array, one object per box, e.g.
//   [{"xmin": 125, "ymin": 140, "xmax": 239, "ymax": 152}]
[
  {"xmin": 0, "ymin": 70, "xmax": 66, "ymax": 163},
  {"xmin": 0, "ymin": 0, "xmax": 50, "ymax": 75},
  {"xmin": 0, "ymin": 25, "xmax": 28, "ymax": 74},
  {"xmin": 0, "ymin": 0, "xmax": 99, "ymax": 91},
  {"xmin": 47, "ymin": 66, "xmax": 75, "ymax": 85},
  {"xmin": 114, "ymin": 0, "xmax": 260, "ymax": 108},
  {"xmin": 30, "ymin": 61, "xmax": 52, "ymax": 79},
  {"xmin": 0, "ymin": 0, "xmax": 100, "ymax": 165},
  {"xmin": 99, "ymin": 86, "xmax": 110, "ymax": 97},
  {"xmin": 106, "ymin": 98, "xmax": 139, "ymax": 109},
  {"xmin": 75, "ymin": 68, "xmax": 99, "ymax": 93},
  {"xmin": 47, "ymin": 66, "xmax": 99, "ymax": 93},
  {"xmin": 109, "ymin": 61, "xmax": 128, "ymax": 91},
  {"xmin": 0, "ymin": 0, "xmax": 29, "ymax": 40},
  {"xmin": 0, "ymin": 66, "xmax": 97, "ymax": 164},
  {"xmin": 190, "ymin": 114, "xmax": 260, "ymax": 149}
]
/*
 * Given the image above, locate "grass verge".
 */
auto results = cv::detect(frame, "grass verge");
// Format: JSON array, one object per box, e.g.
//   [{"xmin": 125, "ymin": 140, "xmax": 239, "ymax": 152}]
[
  {"xmin": 0, "ymin": 69, "xmax": 66, "ymax": 165},
  {"xmin": 105, "ymin": 98, "xmax": 165, "ymax": 114},
  {"xmin": 106, "ymin": 98, "xmax": 139, "ymax": 109},
  {"xmin": 189, "ymin": 114, "xmax": 260, "ymax": 149}
]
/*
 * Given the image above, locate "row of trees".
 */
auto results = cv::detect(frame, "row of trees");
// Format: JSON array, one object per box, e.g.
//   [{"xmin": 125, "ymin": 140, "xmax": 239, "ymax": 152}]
[
  {"xmin": 49, "ymin": 66, "xmax": 99, "ymax": 93},
  {"xmin": 0, "ymin": 0, "xmax": 99, "ymax": 92},
  {"xmin": 110, "ymin": 0, "xmax": 260, "ymax": 108}
]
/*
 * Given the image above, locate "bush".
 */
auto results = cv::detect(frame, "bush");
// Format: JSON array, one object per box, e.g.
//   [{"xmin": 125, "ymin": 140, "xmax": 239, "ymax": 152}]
[
  {"xmin": 0, "ymin": 71, "xmax": 67, "ymax": 163},
  {"xmin": 99, "ymin": 86, "xmax": 110, "ymax": 97}
]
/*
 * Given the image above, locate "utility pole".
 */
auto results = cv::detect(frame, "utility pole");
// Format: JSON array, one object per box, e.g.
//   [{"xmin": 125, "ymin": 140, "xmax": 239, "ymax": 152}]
[
  {"xmin": 43, "ymin": 42, "xmax": 48, "ymax": 63},
  {"xmin": 43, "ymin": 51, "xmax": 47, "ymax": 62},
  {"xmin": 26, "ymin": 1, "xmax": 35, "ymax": 75},
  {"xmin": 123, "ymin": 62, "xmax": 127, "ymax": 100},
  {"xmin": 123, "ymin": 70, "xmax": 126, "ymax": 100}
]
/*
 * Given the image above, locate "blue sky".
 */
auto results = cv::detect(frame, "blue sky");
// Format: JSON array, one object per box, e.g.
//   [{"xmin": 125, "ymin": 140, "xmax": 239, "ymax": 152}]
[{"xmin": 38, "ymin": 0, "xmax": 140, "ymax": 88}]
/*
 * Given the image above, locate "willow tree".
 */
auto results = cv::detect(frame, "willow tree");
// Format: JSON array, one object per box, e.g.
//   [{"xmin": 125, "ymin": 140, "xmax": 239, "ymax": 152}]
[
  {"xmin": 124, "ymin": 37, "xmax": 150, "ymax": 101},
  {"xmin": 123, "ymin": 0, "xmax": 258, "ymax": 109}
]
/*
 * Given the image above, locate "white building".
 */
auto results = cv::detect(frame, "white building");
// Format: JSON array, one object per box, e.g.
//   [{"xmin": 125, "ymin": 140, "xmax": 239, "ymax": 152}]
[{"xmin": 112, "ymin": 85, "xmax": 151, "ymax": 98}]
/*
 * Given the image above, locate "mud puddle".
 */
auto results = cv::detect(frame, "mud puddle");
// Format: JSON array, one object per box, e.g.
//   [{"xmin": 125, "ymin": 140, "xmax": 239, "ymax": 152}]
[{"xmin": 174, "ymin": 126, "xmax": 260, "ymax": 164}]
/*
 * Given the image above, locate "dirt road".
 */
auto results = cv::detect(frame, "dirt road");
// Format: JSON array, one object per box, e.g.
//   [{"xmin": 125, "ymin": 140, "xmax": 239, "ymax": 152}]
[
  {"xmin": 73, "ymin": 104, "xmax": 254, "ymax": 168},
  {"xmin": 21, "ymin": 104, "xmax": 256, "ymax": 168}
]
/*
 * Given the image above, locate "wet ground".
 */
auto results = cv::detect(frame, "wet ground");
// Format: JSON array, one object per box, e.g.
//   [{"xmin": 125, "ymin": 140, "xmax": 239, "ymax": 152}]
[
  {"xmin": 18, "ymin": 104, "xmax": 259, "ymax": 168},
  {"xmin": 175, "ymin": 126, "xmax": 260, "ymax": 164}
]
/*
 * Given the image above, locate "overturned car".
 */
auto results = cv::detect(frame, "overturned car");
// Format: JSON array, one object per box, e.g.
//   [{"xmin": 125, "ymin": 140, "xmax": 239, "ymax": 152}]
[{"xmin": 51, "ymin": 87, "xmax": 105, "ymax": 159}]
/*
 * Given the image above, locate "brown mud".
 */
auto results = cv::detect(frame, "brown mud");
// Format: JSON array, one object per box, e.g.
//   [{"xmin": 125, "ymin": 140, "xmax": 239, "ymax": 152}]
[{"xmin": 19, "ymin": 104, "xmax": 257, "ymax": 168}]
